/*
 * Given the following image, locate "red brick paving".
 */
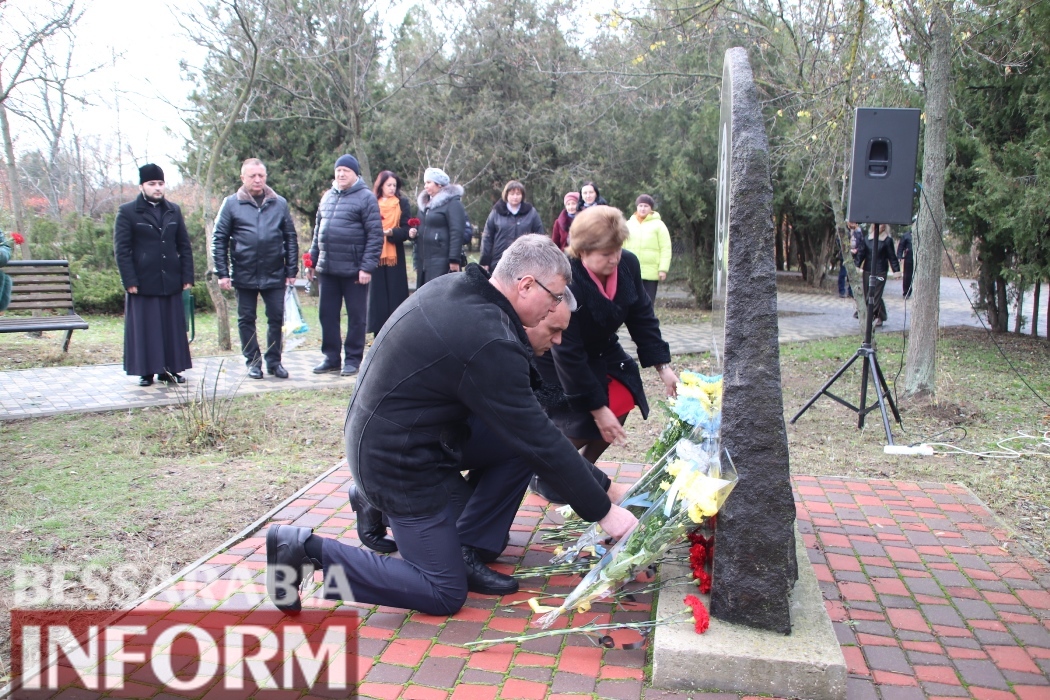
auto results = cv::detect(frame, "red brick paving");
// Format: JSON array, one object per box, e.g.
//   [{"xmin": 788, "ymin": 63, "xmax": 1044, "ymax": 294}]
[{"xmin": 28, "ymin": 465, "xmax": 1050, "ymax": 698}]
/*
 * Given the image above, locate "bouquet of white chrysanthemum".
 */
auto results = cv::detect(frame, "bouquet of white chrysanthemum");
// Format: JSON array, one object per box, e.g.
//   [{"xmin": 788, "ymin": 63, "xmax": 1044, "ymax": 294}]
[
  {"xmin": 537, "ymin": 437, "xmax": 737, "ymax": 629},
  {"xmin": 646, "ymin": 372, "xmax": 723, "ymax": 462}
]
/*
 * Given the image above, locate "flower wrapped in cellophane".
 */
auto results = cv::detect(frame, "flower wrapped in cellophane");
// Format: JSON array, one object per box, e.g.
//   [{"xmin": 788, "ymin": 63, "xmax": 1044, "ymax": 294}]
[
  {"xmin": 537, "ymin": 437, "xmax": 737, "ymax": 629},
  {"xmin": 646, "ymin": 372, "xmax": 723, "ymax": 462},
  {"xmin": 550, "ymin": 428, "xmax": 713, "ymax": 565}
]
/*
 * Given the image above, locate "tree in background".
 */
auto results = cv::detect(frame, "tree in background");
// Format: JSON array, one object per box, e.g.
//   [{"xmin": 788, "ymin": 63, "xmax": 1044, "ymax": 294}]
[
  {"xmin": 946, "ymin": 0, "xmax": 1050, "ymax": 339},
  {"xmin": 0, "ymin": 0, "xmax": 79, "ymax": 257}
]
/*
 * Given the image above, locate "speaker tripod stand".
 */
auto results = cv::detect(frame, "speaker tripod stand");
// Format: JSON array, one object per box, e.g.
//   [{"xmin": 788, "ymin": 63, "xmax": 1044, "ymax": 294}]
[{"xmin": 790, "ymin": 227, "xmax": 901, "ymax": 445}]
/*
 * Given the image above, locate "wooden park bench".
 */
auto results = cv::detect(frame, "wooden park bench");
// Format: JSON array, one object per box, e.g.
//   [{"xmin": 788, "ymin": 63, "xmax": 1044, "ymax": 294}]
[{"xmin": 0, "ymin": 260, "xmax": 89, "ymax": 351}]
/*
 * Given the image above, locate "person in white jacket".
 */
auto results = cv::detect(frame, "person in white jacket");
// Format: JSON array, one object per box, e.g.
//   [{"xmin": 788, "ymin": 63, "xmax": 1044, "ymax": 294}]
[{"xmin": 623, "ymin": 194, "xmax": 672, "ymax": 303}]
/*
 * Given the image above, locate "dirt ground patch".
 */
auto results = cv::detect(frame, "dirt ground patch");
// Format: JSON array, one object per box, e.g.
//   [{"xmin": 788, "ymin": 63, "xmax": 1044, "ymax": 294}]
[{"xmin": 0, "ymin": 388, "xmax": 350, "ymax": 680}]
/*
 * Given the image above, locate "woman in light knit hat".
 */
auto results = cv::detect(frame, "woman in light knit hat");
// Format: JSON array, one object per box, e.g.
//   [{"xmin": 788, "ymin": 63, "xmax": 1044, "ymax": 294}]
[{"xmin": 410, "ymin": 167, "xmax": 467, "ymax": 288}]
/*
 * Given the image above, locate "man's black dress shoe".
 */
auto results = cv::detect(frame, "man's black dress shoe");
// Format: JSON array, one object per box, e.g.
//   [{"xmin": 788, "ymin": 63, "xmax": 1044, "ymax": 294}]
[
  {"xmin": 268, "ymin": 364, "xmax": 289, "ymax": 379},
  {"xmin": 529, "ymin": 475, "xmax": 567, "ymax": 505},
  {"xmin": 266, "ymin": 524, "xmax": 319, "ymax": 614},
  {"xmin": 139, "ymin": 376, "xmax": 153, "ymax": 387},
  {"xmin": 159, "ymin": 372, "xmax": 186, "ymax": 384},
  {"xmin": 462, "ymin": 545, "xmax": 518, "ymax": 595},
  {"xmin": 347, "ymin": 483, "xmax": 397, "ymax": 553},
  {"xmin": 313, "ymin": 361, "xmax": 340, "ymax": 374},
  {"xmin": 247, "ymin": 365, "xmax": 264, "ymax": 379},
  {"xmin": 340, "ymin": 364, "xmax": 359, "ymax": 377}
]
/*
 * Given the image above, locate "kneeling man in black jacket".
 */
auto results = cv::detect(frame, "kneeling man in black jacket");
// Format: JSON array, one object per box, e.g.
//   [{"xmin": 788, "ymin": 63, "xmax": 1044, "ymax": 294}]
[{"xmin": 267, "ymin": 235, "xmax": 638, "ymax": 615}]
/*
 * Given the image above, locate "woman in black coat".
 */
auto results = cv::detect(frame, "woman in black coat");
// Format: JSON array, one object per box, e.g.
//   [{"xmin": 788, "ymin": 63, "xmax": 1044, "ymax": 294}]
[
  {"xmin": 480, "ymin": 180, "xmax": 545, "ymax": 270},
  {"xmin": 367, "ymin": 170, "xmax": 412, "ymax": 334},
  {"xmin": 535, "ymin": 205, "xmax": 677, "ymax": 471},
  {"xmin": 411, "ymin": 167, "xmax": 466, "ymax": 287},
  {"xmin": 113, "ymin": 168, "xmax": 194, "ymax": 386},
  {"xmin": 853, "ymin": 224, "xmax": 900, "ymax": 326},
  {"xmin": 579, "ymin": 180, "xmax": 608, "ymax": 211}
]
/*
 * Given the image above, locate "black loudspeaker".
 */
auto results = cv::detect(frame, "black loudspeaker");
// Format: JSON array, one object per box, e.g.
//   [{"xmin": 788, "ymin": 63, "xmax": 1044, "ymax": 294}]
[{"xmin": 846, "ymin": 108, "xmax": 921, "ymax": 225}]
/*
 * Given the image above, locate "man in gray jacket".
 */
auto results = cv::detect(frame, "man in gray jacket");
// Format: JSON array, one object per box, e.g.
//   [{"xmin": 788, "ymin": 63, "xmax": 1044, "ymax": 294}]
[
  {"xmin": 213, "ymin": 158, "xmax": 299, "ymax": 379},
  {"xmin": 307, "ymin": 154, "xmax": 383, "ymax": 376}
]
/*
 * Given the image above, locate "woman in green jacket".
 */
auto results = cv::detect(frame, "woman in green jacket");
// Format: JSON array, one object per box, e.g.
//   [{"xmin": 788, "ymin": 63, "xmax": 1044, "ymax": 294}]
[{"xmin": 623, "ymin": 194, "xmax": 671, "ymax": 303}]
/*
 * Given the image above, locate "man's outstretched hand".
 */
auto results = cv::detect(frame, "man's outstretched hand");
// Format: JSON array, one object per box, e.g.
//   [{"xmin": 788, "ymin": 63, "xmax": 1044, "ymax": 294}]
[
  {"xmin": 607, "ymin": 480, "xmax": 631, "ymax": 504},
  {"xmin": 598, "ymin": 504, "xmax": 638, "ymax": 540}
]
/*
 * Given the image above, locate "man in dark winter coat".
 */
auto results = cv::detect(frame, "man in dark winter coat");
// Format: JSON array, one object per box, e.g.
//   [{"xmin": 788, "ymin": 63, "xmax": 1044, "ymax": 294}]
[
  {"xmin": 266, "ymin": 235, "xmax": 638, "ymax": 616},
  {"xmin": 114, "ymin": 164, "xmax": 194, "ymax": 386},
  {"xmin": 308, "ymin": 154, "xmax": 383, "ymax": 376},
  {"xmin": 213, "ymin": 158, "xmax": 299, "ymax": 379}
]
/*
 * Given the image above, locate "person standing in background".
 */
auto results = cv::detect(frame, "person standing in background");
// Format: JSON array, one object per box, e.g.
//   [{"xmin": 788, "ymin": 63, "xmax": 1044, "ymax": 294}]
[
  {"xmin": 114, "ymin": 164, "xmax": 194, "ymax": 387},
  {"xmin": 897, "ymin": 227, "xmax": 914, "ymax": 299},
  {"xmin": 413, "ymin": 167, "xmax": 466, "ymax": 287},
  {"xmin": 480, "ymin": 180, "xmax": 545, "ymax": 271},
  {"xmin": 213, "ymin": 158, "xmax": 299, "ymax": 379},
  {"xmin": 0, "ymin": 229, "xmax": 13, "ymax": 312},
  {"xmin": 551, "ymin": 191, "xmax": 578, "ymax": 251},
  {"xmin": 623, "ymin": 194, "xmax": 672, "ymax": 303},
  {"xmin": 366, "ymin": 170, "xmax": 412, "ymax": 335},
  {"xmin": 853, "ymin": 223, "xmax": 900, "ymax": 327},
  {"xmin": 307, "ymin": 154, "xmax": 383, "ymax": 377},
  {"xmin": 579, "ymin": 181, "xmax": 607, "ymax": 211}
]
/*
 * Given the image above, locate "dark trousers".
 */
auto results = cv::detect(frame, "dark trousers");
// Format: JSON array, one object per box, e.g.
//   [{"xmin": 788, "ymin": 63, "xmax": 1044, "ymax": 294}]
[
  {"xmin": 455, "ymin": 417, "xmax": 534, "ymax": 554},
  {"xmin": 902, "ymin": 257, "xmax": 913, "ymax": 298},
  {"xmin": 838, "ymin": 263, "xmax": 853, "ymax": 297},
  {"xmin": 318, "ymin": 418, "xmax": 535, "ymax": 615},
  {"xmin": 236, "ymin": 286, "xmax": 284, "ymax": 368},
  {"xmin": 862, "ymin": 273, "xmax": 888, "ymax": 323},
  {"xmin": 641, "ymin": 279, "xmax": 659, "ymax": 304},
  {"xmin": 320, "ymin": 497, "xmax": 468, "ymax": 616},
  {"xmin": 319, "ymin": 273, "xmax": 368, "ymax": 366}
]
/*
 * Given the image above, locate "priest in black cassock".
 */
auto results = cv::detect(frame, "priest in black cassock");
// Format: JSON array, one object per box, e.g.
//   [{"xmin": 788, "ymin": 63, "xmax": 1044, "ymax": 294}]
[{"xmin": 114, "ymin": 164, "xmax": 195, "ymax": 386}]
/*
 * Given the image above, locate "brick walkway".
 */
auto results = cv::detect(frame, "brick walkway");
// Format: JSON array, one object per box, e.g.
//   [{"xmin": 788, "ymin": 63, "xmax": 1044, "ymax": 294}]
[
  {"xmin": 31, "ymin": 466, "xmax": 1047, "ymax": 699},
  {"xmin": 1, "ymin": 276, "xmax": 1026, "ymax": 421}
]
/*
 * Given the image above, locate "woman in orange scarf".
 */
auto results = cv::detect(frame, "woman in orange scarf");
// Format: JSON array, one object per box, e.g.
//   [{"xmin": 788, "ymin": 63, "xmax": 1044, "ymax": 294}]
[{"xmin": 366, "ymin": 171, "xmax": 413, "ymax": 334}]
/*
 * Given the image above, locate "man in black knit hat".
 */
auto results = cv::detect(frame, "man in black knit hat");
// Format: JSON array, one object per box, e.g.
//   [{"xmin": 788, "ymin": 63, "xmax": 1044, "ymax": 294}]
[
  {"xmin": 114, "ymin": 164, "xmax": 194, "ymax": 386},
  {"xmin": 307, "ymin": 154, "xmax": 382, "ymax": 377}
]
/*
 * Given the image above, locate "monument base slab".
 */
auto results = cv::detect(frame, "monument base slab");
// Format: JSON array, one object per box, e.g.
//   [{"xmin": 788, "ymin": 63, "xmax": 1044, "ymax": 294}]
[{"xmin": 652, "ymin": 528, "xmax": 846, "ymax": 700}]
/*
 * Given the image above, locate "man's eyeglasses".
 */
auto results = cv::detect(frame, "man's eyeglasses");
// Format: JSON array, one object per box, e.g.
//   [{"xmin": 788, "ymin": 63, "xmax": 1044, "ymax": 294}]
[{"xmin": 519, "ymin": 276, "xmax": 565, "ymax": 307}]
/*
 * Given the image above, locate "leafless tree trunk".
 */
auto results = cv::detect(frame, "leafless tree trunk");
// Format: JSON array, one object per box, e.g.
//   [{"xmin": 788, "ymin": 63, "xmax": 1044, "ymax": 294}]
[{"xmin": 904, "ymin": 0, "xmax": 952, "ymax": 398}]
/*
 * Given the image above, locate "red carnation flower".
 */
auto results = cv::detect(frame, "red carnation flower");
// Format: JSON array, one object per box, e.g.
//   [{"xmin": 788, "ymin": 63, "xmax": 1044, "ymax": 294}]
[
  {"xmin": 684, "ymin": 594, "xmax": 710, "ymax": 634},
  {"xmin": 694, "ymin": 568, "xmax": 712, "ymax": 594},
  {"xmin": 11, "ymin": 232, "xmax": 25, "ymax": 245},
  {"xmin": 689, "ymin": 543, "xmax": 707, "ymax": 570},
  {"xmin": 407, "ymin": 217, "xmax": 421, "ymax": 227},
  {"xmin": 302, "ymin": 252, "xmax": 313, "ymax": 268}
]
